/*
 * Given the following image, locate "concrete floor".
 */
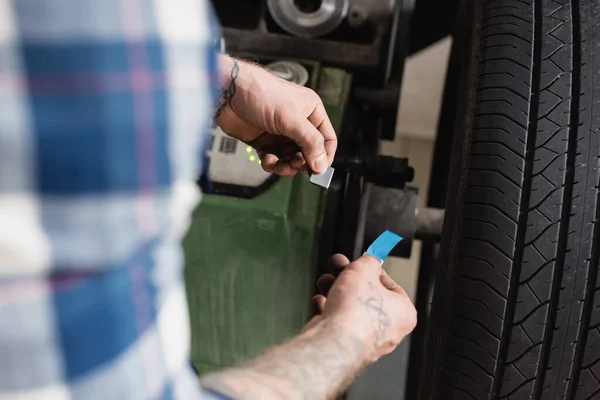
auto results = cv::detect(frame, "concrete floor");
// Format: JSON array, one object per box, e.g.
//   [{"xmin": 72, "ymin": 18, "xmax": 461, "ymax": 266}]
[{"xmin": 347, "ymin": 36, "xmax": 452, "ymax": 400}]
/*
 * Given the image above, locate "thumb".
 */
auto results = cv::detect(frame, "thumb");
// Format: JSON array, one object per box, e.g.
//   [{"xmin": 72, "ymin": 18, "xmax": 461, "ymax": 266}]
[
  {"xmin": 347, "ymin": 255, "xmax": 383, "ymax": 278},
  {"xmin": 280, "ymin": 117, "xmax": 328, "ymax": 174}
]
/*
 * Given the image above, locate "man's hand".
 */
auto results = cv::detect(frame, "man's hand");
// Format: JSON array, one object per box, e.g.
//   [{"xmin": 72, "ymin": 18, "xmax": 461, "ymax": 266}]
[
  {"xmin": 200, "ymin": 254, "xmax": 416, "ymax": 400},
  {"xmin": 305, "ymin": 254, "xmax": 417, "ymax": 363},
  {"xmin": 215, "ymin": 54, "xmax": 337, "ymax": 176}
]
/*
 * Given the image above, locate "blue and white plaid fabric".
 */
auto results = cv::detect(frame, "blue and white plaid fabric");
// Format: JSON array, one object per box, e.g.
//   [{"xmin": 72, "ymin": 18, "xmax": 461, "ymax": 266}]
[{"xmin": 0, "ymin": 1, "xmax": 224, "ymax": 398}]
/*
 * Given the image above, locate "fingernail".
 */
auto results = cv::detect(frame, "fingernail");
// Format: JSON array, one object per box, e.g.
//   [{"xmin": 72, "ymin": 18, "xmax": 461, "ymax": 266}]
[{"xmin": 314, "ymin": 154, "xmax": 327, "ymax": 173}]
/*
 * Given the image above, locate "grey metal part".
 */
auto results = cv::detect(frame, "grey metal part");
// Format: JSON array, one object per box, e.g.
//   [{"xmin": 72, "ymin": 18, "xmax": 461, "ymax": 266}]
[
  {"xmin": 267, "ymin": 0, "xmax": 349, "ymax": 38},
  {"xmin": 222, "ymin": 28, "xmax": 382, "ymax": 69},
  {"xmin": 348, "ymin": 0, "xmax": 396, "ymax": 29},
  {"xmin": 266, "ymin": 0, "xmax": 396, "ymax": 37},
  {"xmin": 366, "ymin": 186, "xmax": 418, "ymax": 241},
  {"xmin": 214, "ymin": 0, "xmax": 412, "ymax": 89},
  {"xmin": 416, "ymin": 207, "xmax": 445, "ymax": 240},
  {"xmin": 365, "ymin": 186, "xmax": 444, "ymax": 240},
  {"xmin": 309, "ymin": 167, "xmax": 335, "ymax": 189},
  {"xmin": 266, "ymin": 60, "xmax": 310, "ymax": 86},
  {"xmin": 266, "ymin": 0, "xmax": 397, "ymax": 38}
]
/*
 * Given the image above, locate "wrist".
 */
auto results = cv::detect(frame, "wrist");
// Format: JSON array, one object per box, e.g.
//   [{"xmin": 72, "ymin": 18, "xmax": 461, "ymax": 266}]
[
  {"xmin": 315, "ymin": 315, "xmax": 375, "ymax": 365},
  {"xmin": 217, "ymin": 54, "xmax": 236, "ymax": 87},
  {"xmin": 215, "ymin": 54, "xmax": 241, "ymax": 119}
]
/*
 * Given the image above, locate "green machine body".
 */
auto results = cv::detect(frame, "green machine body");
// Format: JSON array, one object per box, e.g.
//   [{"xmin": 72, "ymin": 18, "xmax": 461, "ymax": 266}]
[{"xmin": 183, "ymin": 62, "xmax": 352, "ymax": 373}]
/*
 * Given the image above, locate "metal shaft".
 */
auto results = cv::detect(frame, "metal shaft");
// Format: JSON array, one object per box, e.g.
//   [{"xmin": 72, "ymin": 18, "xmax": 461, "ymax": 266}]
[{"xmin": 415, "ymin": 207, "xmax": 445, "ymax": 240}]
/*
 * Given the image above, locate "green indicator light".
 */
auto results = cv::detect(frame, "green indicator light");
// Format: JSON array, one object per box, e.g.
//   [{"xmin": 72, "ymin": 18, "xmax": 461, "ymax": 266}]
[{"xmin": 246, "ymin": 146, "xmax": 261, "ymax": 164}]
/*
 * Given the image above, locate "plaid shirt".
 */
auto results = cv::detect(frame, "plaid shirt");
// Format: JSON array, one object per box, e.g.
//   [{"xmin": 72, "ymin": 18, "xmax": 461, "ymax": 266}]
[{"xmin": 0, "ymin": 1, "xmax": 226, "ymax": 398}]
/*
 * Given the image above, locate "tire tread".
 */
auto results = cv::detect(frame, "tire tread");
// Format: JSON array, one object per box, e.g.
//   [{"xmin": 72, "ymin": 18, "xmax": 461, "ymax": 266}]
[{"xmin": 426, "ymin": 0, "xmax": 600, "ymax": 399}]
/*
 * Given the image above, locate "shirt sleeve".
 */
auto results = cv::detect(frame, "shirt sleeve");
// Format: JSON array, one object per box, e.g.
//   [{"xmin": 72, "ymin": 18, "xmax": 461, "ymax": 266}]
[
  {"xmin": 0, "ymin": 0, "xmax": 221, "ymax": 398},
  {"xmin": 203, "ymin": 389, "xmax": 234, "ymax": 400}
]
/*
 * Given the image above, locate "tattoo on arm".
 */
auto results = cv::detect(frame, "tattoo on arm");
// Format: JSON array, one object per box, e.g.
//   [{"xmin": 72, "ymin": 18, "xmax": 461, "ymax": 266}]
[
  {"xmin": 358, "ymin": 282, "xmax": 390, "ymax": 349},
  {"xmin": 215, "ymin": 60, "xmax": 240, "ymax": 119}
]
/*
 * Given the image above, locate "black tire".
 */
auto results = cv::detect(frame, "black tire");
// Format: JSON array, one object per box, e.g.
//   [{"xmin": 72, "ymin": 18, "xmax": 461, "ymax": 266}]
[{"xmin": 419, "ymin": 0, "xmax": 600, "ymax": 399}]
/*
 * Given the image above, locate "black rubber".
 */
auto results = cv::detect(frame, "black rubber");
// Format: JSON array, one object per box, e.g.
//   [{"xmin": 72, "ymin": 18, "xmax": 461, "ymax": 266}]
[{"xmin": 418, "ymin": 0, "xmax": 600, "ymax": 399}]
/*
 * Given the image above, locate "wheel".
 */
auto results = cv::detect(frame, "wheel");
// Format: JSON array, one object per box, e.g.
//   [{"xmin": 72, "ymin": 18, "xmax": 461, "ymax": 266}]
[{"xmin": 419, "ymin": 0, "xmax": 600, "ymax": 399}]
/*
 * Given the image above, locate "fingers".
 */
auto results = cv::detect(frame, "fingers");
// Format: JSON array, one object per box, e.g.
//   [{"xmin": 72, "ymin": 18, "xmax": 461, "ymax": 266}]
[
  {"xmin": 257, "ymin": 141, "xmax": 305, "ymax": 177},
  {"xmin": 272, "ymin": 161, "xmax": 298, "ymax": 177},
  {"xmin": 315, "ymin": 254, "xmax": 350, "ymax": 297},
  {"xmin": 260, "ymin": 154, "xmax": 298, "ymax": 177},
  {"xmin": 278, "ymin": 100, "xmax": 336, "ymax": 174},
  {"xmin": 290, "ymin": 152, "xmax": 308, "ymax": 173},
  {"xmin": 282, "ymin": 118, "xmax": 328, "ymax": 173},
  {"xmin": 260, "ymin": 153, "xmax": 278, "ymax": 172},
  {"xmin": 312, "ymin": 294, "xmax": 327, "ymax": 314},
  {"xmin": 317, "ymin": 254, "xmax": 405, "ymax": 300},
  {"xmin": 326, "ymin": 253, "xmax": 350, "ymax": 280},
  {"xmin": 327, "ymin": 253, "xmax": 350, "ymax": 269},
  {"xmin": 317, "ymin": 274, "xmax": 335, "ymax": 296}
]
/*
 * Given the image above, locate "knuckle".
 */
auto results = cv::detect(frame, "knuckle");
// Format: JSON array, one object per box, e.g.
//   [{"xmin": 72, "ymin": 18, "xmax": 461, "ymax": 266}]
[
  {"xmin": 262, "ymin": 163, "xmax": 274, "ymax": 173},
  {"xmin": 312, "ymin": 99, "xmax": 326, "ymax": 115},
  {"xmin": 396, "ymin": 286, "xmax": 408, "ymax": 298},
  {"xmin": 344, "ymin": 262, "xmax": 367, "ymax": 275},
  {"xmin": 382, "ymin": 338, "xmax": 398, "ymax": 351},
  {"xmin": 304, "ymin": 87, "xmax": 318, "ymax": 98},
  {"xmin": 340, "ymin": 268, "xmax": 361, "ymax": 281},
  {"xmin": 305, "ymin": 89, "xmax": 324, "ymax": 109},
  {"xmin": 407, "ymin": 310, "xmax": 418, "ymax": 330},
  {"xmin": 385, "ymin": 328, "xmax": 404, "ymax": 349},
  {"xmin": 403, "ymin": 306, "xmax": 418, "ymax": 332},
  {"xmin": 361, "ymin": 254, "xmax": 383, "ymax": 267},
  {"xmin": 312, "ymin": 133, "xmax": 324, "ymax": 148},
  {"xmin": 272, "ymin": 110, "xmax": 283, "ymax": 133},
  {"xmin": 274, "ymin": 108, "xmax": 294, "ymax": 134}
]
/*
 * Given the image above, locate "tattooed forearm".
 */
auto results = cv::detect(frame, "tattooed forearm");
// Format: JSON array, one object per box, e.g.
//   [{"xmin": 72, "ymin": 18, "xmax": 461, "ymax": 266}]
[
  {"xmin": 358, "ymin": 282, "xmax": 391, "ymax": 349},
  {"xmin": 200, "ymin": 320, "xmax": 366, "ymax": 400},
  {"xmin": 215, "ymin": 59, "xmax": 240, "ymax": 119}
]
